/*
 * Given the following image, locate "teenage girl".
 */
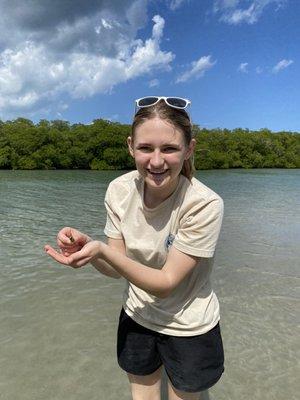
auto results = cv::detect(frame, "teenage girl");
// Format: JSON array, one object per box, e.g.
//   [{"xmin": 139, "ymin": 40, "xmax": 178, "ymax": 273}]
[{"xmin": 45, "ymin": 97, "xmax": 225, "ymax": 400}]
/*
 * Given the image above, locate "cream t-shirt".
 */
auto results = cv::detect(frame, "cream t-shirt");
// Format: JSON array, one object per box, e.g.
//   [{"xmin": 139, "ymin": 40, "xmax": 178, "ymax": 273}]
[{"xmin": 104, "ymin": 170, "xmax": 224, "ymax": 336}]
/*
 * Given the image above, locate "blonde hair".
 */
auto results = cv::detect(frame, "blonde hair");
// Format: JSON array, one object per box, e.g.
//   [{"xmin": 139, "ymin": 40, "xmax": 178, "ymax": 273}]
[{"xmin": 131, "ymin": 99, "xmax": 195, "ymax": 180}]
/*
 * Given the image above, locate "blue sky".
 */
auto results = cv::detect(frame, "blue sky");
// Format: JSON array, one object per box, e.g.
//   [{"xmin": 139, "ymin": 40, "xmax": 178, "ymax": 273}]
[{"xmin": 0, "ymin": 0, "xmax": 299, "ymax": 131}]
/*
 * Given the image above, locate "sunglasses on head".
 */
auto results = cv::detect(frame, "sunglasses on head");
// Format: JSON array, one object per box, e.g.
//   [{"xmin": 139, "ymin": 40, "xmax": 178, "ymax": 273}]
[{"xmin": 135, "ymin": 96, "xmax": 191, "ymax": 112}]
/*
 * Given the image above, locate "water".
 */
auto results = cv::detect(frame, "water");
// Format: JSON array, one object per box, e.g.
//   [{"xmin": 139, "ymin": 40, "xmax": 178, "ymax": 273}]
[{"xmin": 0, "ymin": 169, "xmax": 299, "ymax": 400}]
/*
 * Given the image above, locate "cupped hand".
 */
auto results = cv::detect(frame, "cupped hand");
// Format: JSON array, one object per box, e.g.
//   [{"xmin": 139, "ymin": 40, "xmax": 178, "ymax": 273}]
[
  {"xmin": 55, "ymin": 227, "xmax": 91, "ymax": 256},
  {"xmin": 44, "ymin": 240, "xmax": 103, "ymax": 268}
]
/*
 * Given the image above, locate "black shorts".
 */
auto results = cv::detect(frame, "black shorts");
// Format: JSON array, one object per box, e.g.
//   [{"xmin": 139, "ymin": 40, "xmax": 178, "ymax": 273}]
[{"xmin": 117, "ymin": 309, "xmax": 224, "ymax": 393}]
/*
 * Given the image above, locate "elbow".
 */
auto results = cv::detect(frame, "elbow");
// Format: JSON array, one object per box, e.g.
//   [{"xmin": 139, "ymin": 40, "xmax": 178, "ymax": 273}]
[
  {"xmin": 154, "ymin": 271, "xmax": 176, "ymax": 298},
  {"xmin": 153, "ymin": 279, "xmax": 174, "ymax": 299}
]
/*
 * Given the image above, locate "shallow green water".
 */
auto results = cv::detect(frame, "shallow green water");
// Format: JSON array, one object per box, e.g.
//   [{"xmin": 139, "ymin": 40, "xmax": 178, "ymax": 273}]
[{"xmin": 0, "ymin": 169, "xmax": 299, "ymax": 400}]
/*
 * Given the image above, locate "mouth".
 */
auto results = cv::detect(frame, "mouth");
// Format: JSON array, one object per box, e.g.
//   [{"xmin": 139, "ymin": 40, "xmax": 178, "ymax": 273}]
[
  {"xmin": 147, "ymin": 169, "xmax": 169, "ymax": 181},
  {"xmin": 147, "ymin": 169, "xmax": 168, "ymax": 176}
]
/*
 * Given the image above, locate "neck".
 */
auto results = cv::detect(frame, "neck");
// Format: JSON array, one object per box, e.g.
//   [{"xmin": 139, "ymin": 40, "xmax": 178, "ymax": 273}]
[{"xmin": 144, "ymin": 176, "xmax": 180, "ymax": 208}]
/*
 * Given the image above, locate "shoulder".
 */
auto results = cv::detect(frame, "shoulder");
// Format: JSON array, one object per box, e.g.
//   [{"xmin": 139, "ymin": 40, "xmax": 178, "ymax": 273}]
[
  {"xmin": 105, "ymin": 170, "xmax": 141, "ymax": 205},
  {"xmin": 179, "ymin": 175, "xmax": 224, "ymax": 214},
  {"xmin": 106, "ymin": 170, "xmax": 140, "ymax": 194}
]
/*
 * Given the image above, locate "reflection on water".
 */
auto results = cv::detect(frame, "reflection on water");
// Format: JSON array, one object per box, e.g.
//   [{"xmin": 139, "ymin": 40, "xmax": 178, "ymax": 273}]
[{"xmin": 0, "ymin": 169, "xmax": 299, "ymax": 400}]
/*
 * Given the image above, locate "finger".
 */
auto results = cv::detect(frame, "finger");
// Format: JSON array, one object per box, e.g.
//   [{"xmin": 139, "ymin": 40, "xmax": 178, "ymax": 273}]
[
  {"xmin": 57, "ymin": 236, "xmax": 81, "ymax": 252},
  {"xmin": 45, "ymin": 245, "xmax": 89, "ymax": 268},
  {"xmin": 66, "ymin": 229, "xmax": 79, "ymax": 244},
  {"xmin": 57, "ymin": 238, "xmax": 76, "ymax": 250},
  {"xmin": 60, "ymin": 247, "xmax": 69, "ymax": 255},
  {"xmin": 44, "ymin": 245, "xmax": 72, "ymax": 265},
  {"xmin": 57, "ymin": 233, "xmax": 74, "ymax": 245},
  {"xmin": 59, "ymin": 227, "xmax": 78, "ymax": 243},
  {"xmin": 65, "ymin": 246, "xmax": 93, "ymax": 267}
]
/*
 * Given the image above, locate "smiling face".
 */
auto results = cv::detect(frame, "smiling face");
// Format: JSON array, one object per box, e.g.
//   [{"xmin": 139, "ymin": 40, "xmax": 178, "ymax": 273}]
[{"xmin": 128, "ymin": 117, "xmax": 195, "ymax": 204}]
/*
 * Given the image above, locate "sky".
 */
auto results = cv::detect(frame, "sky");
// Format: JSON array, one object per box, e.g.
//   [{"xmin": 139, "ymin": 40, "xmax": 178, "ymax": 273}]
[{"xmin": 0, "ymin": 0, "xmax": 299, "ymax": 131}]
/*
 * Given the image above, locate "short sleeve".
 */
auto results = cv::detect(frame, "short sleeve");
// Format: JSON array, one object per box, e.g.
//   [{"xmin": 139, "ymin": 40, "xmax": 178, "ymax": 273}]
[
  {"xmin": 173, "ymin": 197, "xmax": 224, "ymax": 258},
  {"xmin": 103, "ymin": 185, "xmax": 123, "ymax": 239}
]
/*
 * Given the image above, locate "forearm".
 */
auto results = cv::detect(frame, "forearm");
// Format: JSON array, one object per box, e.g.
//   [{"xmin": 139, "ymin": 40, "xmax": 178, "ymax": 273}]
[
  {"xmin": 85, "ymin": 235, "xmax": 121, "ymax": 279},
  {"xmin": 90, "ymin": 258, "xmax": 121, "ymax": 279},
  {"xmin": 99, "ymin": 242, "xmax": 171, "ymax": 298}
]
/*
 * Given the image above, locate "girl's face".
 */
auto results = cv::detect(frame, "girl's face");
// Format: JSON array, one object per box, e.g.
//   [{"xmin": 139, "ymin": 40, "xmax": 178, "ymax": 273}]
[{"xmin": 128, "ymin": 117, "xmax": 195, "ymax": 199}]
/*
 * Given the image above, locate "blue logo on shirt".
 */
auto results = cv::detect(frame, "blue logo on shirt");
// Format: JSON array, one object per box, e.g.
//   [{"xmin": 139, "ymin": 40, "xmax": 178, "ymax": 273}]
[{"xmin": 165, "ymin": 234, "xmax": 175, "ymax": 251}]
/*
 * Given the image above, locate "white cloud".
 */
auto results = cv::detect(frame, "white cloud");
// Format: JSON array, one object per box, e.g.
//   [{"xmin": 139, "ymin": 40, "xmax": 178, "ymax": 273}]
[
  {"xmin": 272, "ymin": 59, "xmax": 294, "ymax": 73},
  {"xmin": 169, "ymin": 0, "xmax": 188, "ymax": 11},
  {"xmin": 213, "ymin": 0, "xmax": 286, "ymax": 25},
  {"xmin": 149, "ymin": 79, "xmax": 159, "ymax": 87},
  {"xmin": 256, "ymin": 66, "xmax": 263, "ymax": 74},
  {"xmin": 176, "ymin": 55, "xmax": 216, "ymax": 83},
  {"xmin": 152, "ymin": 14, "xmax": 165, "ymax": 41},
  {"xmin": 101, "ymin": 18, "xmax": 113, "ymax": 30},
  {"xmin": 226, "ymin": 3, "xmax": 260, "ymax": 24},
  {"xmin": 0, "ymin": 1, "xmax": 175, "ymax": 119},
  {"xmin": 238, "ymin": 62, "xmax": 249, "ymax": 73},
  {"xmin": 125, "ymin": 15, "xmax": 174, "ymax": 79},
  {"xmin": 213, "ymin": 0, "xmax": 240, "ymax": 13}
]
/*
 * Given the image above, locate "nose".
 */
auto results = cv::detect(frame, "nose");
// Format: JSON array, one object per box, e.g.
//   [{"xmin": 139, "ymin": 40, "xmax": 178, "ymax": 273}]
[{"xmin": 149, "ymin": 149, "xmax": 164, "ymax": 169}]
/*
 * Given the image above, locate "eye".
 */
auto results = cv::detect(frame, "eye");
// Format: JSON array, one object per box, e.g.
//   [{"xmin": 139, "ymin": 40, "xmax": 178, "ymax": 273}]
[
  {"xmin": 137, "ymin": 146, "xmax": 152, "ymax": 152},
  {"xmin": 162, "ymin": 146, "xmax": 178, "ymax": 153}
]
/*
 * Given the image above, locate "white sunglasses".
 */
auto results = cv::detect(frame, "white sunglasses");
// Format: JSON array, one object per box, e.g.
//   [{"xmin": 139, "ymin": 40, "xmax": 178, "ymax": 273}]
[{"xmin": 135, "ymin": 96, "xmax": 191, "ymax": 110}]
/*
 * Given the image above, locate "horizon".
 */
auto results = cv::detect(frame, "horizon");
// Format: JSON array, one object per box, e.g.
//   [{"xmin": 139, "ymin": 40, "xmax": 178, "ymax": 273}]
[{"xmin": 1, "ymin": 116, "xmax": 299, "ymax": 134}]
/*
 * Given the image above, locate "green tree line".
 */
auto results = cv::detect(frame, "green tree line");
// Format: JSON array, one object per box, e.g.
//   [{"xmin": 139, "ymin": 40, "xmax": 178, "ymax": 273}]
[{"xmin": 0, "ymin": 118, "xmax": 299, "ymax": 170}]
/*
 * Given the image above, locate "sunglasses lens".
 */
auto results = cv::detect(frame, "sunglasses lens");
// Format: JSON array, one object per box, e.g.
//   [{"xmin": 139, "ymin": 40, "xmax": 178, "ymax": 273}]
[
  {"xmin": 167, "ymin": 97, "xmax": 187, "ymax": 108},
  {"xmin": 137, "ymin": 97, "xmax": 159, "ymax": 107}
]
